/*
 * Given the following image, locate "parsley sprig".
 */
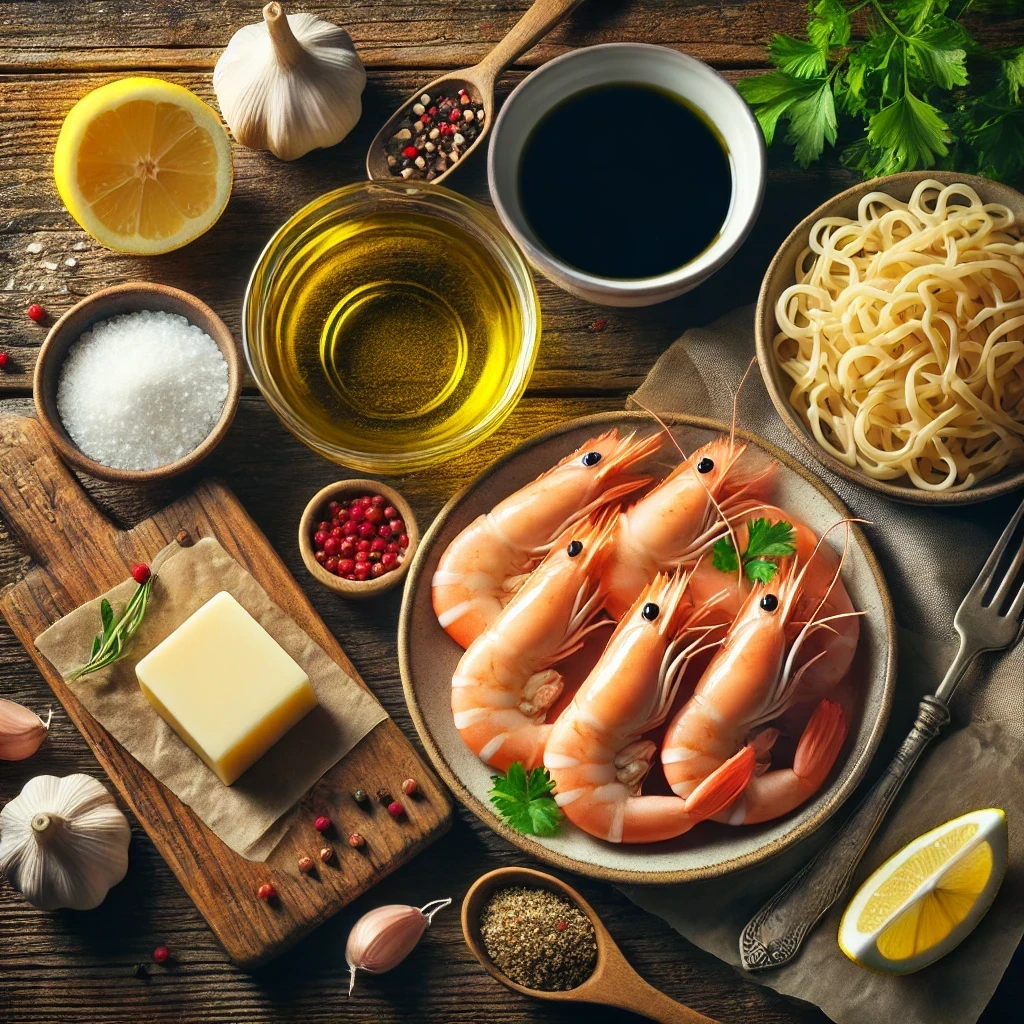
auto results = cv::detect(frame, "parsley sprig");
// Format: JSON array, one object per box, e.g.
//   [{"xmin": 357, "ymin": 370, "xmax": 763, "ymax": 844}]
[
  {"xmin": 68, "ymin": 578, "xmax": 154, "ymax": 680},
  {"xmin": 712, "ymin": 518, "xmax": 797, "ymax": 585},
  {"xmin": 737, "ymin": 0, "xmax": 1024, "ymax": 182},
  {"xmin": 489, "ymin": 762, "xmax": 563, "ymax": 836}
]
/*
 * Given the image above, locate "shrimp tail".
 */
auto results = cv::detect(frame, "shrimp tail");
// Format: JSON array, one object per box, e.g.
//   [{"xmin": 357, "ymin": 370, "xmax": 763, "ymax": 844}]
[
  {"xmin": 714, "ymin": 699, "xmax": 848, "ymax": 826},
  {"xmin": 683, "ymin": 744, "xmax": 757, "ymax": 818},
  {"xmin": 793, "ymin": 699, "xmax": 847, "ymax": 786}
]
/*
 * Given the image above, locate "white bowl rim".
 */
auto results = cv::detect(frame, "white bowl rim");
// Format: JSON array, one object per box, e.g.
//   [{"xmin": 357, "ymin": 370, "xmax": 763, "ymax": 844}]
[{"xmin": 487, "ymin": 42, "xmax": 767, "ymax": 298}]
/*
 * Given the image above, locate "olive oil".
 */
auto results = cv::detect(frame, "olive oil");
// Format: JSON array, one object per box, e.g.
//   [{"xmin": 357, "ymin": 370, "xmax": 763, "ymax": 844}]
[
  {"xmin": 258, "ymin": 210, "xmax": 528, "ymax": 465},
  {"xmin": 518, "ymin": 84, "xmax": 733, "ymax": 279}
]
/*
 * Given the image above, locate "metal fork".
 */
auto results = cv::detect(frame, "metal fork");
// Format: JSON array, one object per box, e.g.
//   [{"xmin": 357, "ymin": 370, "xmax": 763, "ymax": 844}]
[{"xmin": 739, "ymin": 495, "xmax": 1024, "ymax": 971}]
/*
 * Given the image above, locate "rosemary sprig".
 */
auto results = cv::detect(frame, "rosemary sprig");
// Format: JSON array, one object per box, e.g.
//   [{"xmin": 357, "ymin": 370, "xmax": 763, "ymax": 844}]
[{"xmin": 68, "ymin": 577, "xmax": 154, "ymax": 680}]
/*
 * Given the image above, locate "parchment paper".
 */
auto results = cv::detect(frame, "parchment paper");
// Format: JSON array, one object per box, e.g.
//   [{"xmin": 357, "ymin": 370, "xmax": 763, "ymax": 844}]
[
  {"xmin": 622, "ymin": 306, "xmax": 1024, "ymax": 1024},
  {"xmin": 35, "ymin": 537, "xmax": 387, "ymax": 861}
]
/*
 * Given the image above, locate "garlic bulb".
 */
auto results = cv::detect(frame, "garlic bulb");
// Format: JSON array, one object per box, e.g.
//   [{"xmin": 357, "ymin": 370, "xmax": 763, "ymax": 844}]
[
  {"xmin": 0, "ymin": 774, "xmax": 131, "ymax": 910},
  {"xmin": 213, "ymin": 2, "xmax": 366, "ymax": 161},
  {"xmin": 346, "ymin": 898, "xmax": 451, "ymax": 994},
  {"xmin": 0, "ymin": 699, "xmax": 51, "ymax": 760}
]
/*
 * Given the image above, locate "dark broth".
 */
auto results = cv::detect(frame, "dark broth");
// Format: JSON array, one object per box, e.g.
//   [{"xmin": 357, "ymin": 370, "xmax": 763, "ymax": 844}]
[{"xmin": 517, "ymin": 83, "xmax": 732, "ymax": 279}]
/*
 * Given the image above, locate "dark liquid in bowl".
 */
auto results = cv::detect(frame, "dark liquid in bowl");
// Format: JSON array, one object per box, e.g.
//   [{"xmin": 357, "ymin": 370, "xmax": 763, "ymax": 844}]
[{"xmin": 517, "ymin": 84, "xmax": 733, "ymax": 279}]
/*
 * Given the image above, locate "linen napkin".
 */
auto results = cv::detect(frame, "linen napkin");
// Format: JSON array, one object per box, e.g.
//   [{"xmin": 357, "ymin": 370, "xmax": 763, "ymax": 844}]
[
  {"xmin": 34, "ymin": 537, "xmax": 388, "ymax": 861},
  {"xmin": 622, "ymin": 306, "xmax": 1024, "ymax": 1024}
]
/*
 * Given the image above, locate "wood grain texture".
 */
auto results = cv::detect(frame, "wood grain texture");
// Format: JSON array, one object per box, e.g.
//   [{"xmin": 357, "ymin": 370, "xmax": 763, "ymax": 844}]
[
  {"xmin": 0, "ymin": 415, "xmax": 452, "ymax": 968},
  {"xmin": 3, "ymin": 0, "xmax": 1024, "ymax": 1019}
]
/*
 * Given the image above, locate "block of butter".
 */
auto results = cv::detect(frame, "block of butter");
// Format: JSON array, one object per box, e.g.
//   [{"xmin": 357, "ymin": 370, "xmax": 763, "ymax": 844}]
[{"xmin": 135, "ymin": 591, "xmax": 318, "ymax": 785}]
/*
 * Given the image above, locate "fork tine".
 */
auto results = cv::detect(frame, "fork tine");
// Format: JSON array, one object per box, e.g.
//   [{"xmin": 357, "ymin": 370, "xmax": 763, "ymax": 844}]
[
  {"xmin": 966, "ymin": 494, "xmax": 1024, "ymax": 601},
  {"xmin": 991, "ymin": 537, "xmax": 1024, "ymax": 610},
  {"xmin": 1009, "ymin": 577, "xmax": 1024, "ymax": 623}
]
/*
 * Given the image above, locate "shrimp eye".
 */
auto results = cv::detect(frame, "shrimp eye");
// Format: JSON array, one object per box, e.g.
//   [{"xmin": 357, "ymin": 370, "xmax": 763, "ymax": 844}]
[
  {"xmin": 642, "ymin": 602, "xmax": 660, "ymax": 621},
  {"xmin": 760, "ymin": 594, "xmax": 780, "ymax": 612},
  {"xmin": 697, "ymin": 457, "xmax": 714, "ymax": 474},
  {"xmin": 567, "ymin": 540, "xmax": 583, "ymax": 557},
  {"xmin": 582, "ymin": 451, "xmax": 602, "ymax": 467}
]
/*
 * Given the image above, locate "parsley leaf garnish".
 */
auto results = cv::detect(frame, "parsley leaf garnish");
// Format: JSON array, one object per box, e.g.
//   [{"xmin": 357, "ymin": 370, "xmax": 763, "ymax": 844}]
[
  {"xmin": 736, "ymin": 0, "xmax": 1024, "ymax": 182},
  {"xmin": 489, "ymin": 762, "xmax": 563, "ymax": 837},
  {"xmin": 711, "ymin": 518, "xmax": 797, "ymax": 585}
]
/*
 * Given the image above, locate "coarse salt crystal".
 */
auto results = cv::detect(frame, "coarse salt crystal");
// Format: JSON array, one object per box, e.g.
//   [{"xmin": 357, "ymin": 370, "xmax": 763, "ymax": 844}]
[
  {"xmin": 42, "ymin": 261, "xmax": 58, "ymax": 271},
  {"xmin": 64, "ymin": 257, "xmax": 77, "ymax": 267},
  {"xmin": 72, "ymin": 241, "xmax": 87, "ymax": 251},
  {"xmin": 56, "ymin": 310, "xmax": 229, "ymax": 471},
  {"xmin": 25, "ymin": 242, "xmax": 42, "ymax": 254}
]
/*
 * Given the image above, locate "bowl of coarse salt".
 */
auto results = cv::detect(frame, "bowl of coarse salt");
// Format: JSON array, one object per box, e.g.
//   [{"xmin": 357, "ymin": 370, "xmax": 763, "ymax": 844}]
[{"xmin": 34, "ymin": 283, "xmax": 242, "ymax": 483}]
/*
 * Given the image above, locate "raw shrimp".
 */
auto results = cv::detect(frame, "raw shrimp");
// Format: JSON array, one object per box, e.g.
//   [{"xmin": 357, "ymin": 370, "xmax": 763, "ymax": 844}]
[
  {"xmin": 433, "ymin": 429, "xmax": 661, "ymax": 648},
  {"xmin": 451, "ymin": 511, "xmax": 618, "ymax": 773},
  {"xmin": 543, "ymin": 572, "xmax": 755, "ymax": 844},
  {"xmin": 602, "ymin": 434, "xmax": 771, "ymax": 619},
  {"xmin": 687, "ymin": 510, "xmax": 860, "ymax": 689},
  {"xmin": 661, "ymin": 549, "xmax": 857, "ymax": 826}
]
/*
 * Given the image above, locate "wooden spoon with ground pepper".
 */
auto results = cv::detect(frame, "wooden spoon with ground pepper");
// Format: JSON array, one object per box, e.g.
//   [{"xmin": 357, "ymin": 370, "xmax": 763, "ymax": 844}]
[
  {"xmin": 365, "ymin": 0, "xmax": 583, "ymax": 186},
  {"xmin": 462, "ymin": 866, "xmax": 721, "ymax": 1024}
]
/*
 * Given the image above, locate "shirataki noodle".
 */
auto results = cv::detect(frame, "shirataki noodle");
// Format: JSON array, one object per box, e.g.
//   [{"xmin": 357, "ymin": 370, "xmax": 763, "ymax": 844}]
[{"xmin": 773, "ymin": 179, "xmax": 1024, "ymax": 492}]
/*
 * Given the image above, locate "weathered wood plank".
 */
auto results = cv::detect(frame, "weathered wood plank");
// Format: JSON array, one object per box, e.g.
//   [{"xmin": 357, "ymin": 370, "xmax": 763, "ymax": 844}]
[
  {"xmin": 0, "ymin": 1, "xmax": 804, "ymax": 73},
  {"xmin": 2, "ymin": 1, "xmax": 1020, "ymax": 73},
  {"xmin": 0, "ymin": 70, "xmax": 857, "ymax": 396}
]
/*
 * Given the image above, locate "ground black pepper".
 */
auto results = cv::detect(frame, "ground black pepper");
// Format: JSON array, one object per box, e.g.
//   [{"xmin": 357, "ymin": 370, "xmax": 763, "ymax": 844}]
[
  {"xmin": 479, "ymin": 886, "xmax": 597, "ymax": 992},
  {"xmin": 384, "ymin": 88, "xmax": 486, "ymax": 181}
]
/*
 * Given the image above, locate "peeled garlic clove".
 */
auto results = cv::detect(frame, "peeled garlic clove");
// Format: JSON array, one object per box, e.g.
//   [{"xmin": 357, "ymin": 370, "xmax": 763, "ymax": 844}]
[
  {"xmin": 0, "ymin": 699, "xmax": 52, "ymax": 761},
  {"xmin": 346, "ymin": 898, "xmax": 451, "ymax": 994}
]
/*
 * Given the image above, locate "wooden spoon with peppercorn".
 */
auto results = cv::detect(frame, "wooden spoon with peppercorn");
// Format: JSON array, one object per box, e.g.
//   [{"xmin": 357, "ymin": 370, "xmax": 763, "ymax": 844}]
[
  {"xmin": 366, "ymin": 0, "xmax": 583, "ymax": 185},
  {"xmin": 462, "ymin": 866, "xmax": 721, "ymax": 1024}
]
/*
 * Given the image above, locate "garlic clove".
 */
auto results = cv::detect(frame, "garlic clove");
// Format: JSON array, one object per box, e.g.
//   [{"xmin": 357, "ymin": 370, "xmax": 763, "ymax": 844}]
[
  {"xmin": 345, "ymin": 898, "xmax": 451, "ymax": 995},
  {"xmin": 0, "ymin": 699, "xmax": 52, "ymax": 760}
]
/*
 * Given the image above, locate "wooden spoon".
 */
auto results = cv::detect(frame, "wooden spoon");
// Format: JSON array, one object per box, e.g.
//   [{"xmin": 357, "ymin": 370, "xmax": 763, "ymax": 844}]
[
  {"xmin": 366, "ymin": 0, "xmax": 584, "ymax": 185},
  {"xmin": 462, "ymin": 866, "xmax": 721, "ymax": 1024}
]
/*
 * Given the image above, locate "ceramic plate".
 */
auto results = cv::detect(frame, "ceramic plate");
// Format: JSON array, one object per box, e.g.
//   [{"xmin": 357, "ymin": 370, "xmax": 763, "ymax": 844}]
[{"xmin": 398, "ymin": 412, "xmax": 897, "ymax": 883}]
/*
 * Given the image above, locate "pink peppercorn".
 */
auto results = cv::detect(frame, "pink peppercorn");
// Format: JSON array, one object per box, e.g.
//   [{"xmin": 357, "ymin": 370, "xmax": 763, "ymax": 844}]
[
  {"xmin": 314, "ymin": 815, "xmax": 331, "ymax": 832},
  {"xmin": 27, "ymin": 303, "xmax": 45, "ymax": 323},
  {"xmin": 257, "ymin": 882, "xmax": 276, "ymax": 900},
  {"xmin": 152, "ymin": 945, "xmax": 170, "ymax": 963},
  {"xmin": 401, "ymin": 144, "xmax": 418, "ymax": 159},
  {"xmin": 0, "ymin": 352, "xmax": 8, "ymax": 370},
  {"xmin": 387, "ymin": 801, "xmax": 404, "ymax": 818}
]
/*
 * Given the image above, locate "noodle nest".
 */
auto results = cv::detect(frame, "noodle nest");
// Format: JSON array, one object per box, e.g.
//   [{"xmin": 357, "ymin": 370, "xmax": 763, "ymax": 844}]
[{"xmin": 773, "ymin": 179, "xmax": 1024, "ymax": 492}]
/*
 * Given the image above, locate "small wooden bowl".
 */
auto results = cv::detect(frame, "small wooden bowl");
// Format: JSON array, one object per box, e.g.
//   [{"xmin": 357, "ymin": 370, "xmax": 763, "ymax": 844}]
[
  {"xmin": 462, "ymin": 866, "xmax": 718, "ymax": 1023},
  {"xmin": 33, "ymin": 282, "xmax": 241, "ymax": 484},
  {"xmin": 298, "ymin": 479, "xmax": 419, "ymax": 598}
]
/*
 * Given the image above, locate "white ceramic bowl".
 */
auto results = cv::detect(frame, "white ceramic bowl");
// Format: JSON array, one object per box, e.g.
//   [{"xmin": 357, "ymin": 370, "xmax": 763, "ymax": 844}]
[{"xmin": 488, "ymin": 44, "xmax": 766, "ymax": 307}]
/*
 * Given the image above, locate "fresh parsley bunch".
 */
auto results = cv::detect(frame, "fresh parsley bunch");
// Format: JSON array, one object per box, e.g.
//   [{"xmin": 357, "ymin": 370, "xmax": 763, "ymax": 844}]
[
  {"xmin": 490, "ymin": 762, "xmax": 563, "ymax": 836},
  {"xmin": 737, "ymin": 0, "xmax": 1024, "ymax": 182}
]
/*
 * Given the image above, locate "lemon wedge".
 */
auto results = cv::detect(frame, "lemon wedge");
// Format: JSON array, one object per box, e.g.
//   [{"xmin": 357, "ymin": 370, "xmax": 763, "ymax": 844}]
[
  {"xmin": 839, "ymin": 808, "xmax": 1007, "ymax": 974},
  {"xmin": 54, "ymin": 77, "xmax": 232, "ymax": 255}
]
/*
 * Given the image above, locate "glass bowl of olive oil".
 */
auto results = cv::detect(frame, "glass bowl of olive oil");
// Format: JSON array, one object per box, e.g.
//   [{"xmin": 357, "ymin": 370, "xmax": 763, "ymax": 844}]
[{"xmin": 244, "ymin": 182, "xmax": 540, "ymax": 473}]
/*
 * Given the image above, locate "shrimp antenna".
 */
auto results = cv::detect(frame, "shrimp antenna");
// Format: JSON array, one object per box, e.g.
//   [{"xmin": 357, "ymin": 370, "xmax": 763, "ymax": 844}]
[
  {"xmin": 730, "ymin": 357, "xmax": 757, "ymax": 448},
  {"xmin": 629, "ymin": 396, "xmax": 687, "ymax": 462}
]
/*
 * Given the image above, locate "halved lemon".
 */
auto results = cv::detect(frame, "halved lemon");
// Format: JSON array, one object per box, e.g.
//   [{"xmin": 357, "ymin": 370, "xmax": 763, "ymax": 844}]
[
  {"xmin": 54, "ymin": 77, "xmax": 233, "ymax": 255},
  {"xmin": 839, "ymin": 808, "xmax": 1007, "ymax": 975}
]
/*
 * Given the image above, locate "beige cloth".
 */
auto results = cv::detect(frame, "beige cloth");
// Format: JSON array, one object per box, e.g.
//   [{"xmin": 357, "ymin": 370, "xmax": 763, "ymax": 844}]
[
  {"xmin": 622, "ymin": 306, "xmax": 1024, "ymax": 1024},
  {"xmin": 35, "ymin": 537, "xmax": 387, "ymax": 861}
]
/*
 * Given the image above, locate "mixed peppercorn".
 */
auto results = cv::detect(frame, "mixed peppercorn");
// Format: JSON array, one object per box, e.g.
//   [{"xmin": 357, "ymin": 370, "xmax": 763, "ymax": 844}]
[
  {"xmin": 385, "ymin": 88, "xmax": 486, "ymax": 181},
  {"xmin": 249, "ymin": 778, "xmax": 422, "ymax": 905},
  {"xmin": 311, "ymin": 492, "xmax": 409, "ymax": 581}
]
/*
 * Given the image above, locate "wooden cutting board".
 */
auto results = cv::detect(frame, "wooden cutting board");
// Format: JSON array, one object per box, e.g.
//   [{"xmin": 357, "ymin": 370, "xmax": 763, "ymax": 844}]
[{"xmin": 0, "ymin": 416, "xmax": 453, "ymax": 968}]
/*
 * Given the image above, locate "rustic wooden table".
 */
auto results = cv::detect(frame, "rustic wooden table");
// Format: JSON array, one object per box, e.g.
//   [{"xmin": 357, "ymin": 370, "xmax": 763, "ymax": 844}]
[{"xmin": 2, "ymin": 2, "xmax": 1023, "ymax": 1022}]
